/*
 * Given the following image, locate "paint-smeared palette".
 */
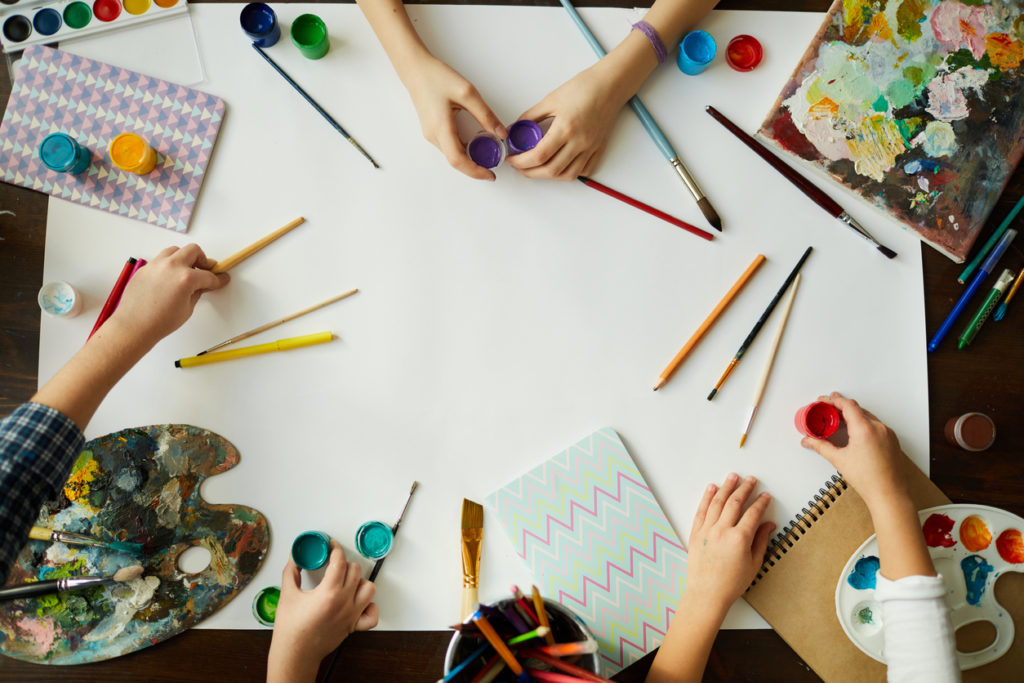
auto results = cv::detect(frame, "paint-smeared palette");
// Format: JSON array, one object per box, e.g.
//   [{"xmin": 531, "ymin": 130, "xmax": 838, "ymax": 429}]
[
  {"xmin": 0, "ymin": 424, "xmax": 269, "ymax": 664},
  {"xmin": 836, "ymin": 504, "xmax": 1024, "ymax": 670},
  {"xmin": 0, "ymin": 0, "xmax": 188, "ymax": 53}
]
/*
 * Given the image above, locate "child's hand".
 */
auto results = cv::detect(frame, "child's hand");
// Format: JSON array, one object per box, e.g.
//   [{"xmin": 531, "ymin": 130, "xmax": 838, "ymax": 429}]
[
  {"xmin": 685, "ymin": 474, "xmax": 774, "ymax": 615},
  {"xmin": 800, "ymin": 392, "xmax": 909, "ymax": 511},
  {"xmin": 404, "ymin": 56, "xmax": 507, "ymax": 181},
  {"xmin": 105, "ymin": 244, "xmax": 228, "ymax": 347},
  {"xmin": 507, "ymin": 64, "xmax": 627, "ymax": 181},
  {"xmin": 267, "ymin": 542, "xmax": 379, "ymax": 683}
]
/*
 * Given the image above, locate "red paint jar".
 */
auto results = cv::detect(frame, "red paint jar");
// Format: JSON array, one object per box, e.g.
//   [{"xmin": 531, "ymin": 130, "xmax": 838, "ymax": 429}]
[
  {"xmin": 726, "ymin": 35, "xmax": 763, "ymax": 71},
  {"xmin": 944, "ymin": 412, "xmax": 996, "ymax": 452},
  {"xmin": 795, "ymin": 401, "xmax": 841, "ymax": 439}
]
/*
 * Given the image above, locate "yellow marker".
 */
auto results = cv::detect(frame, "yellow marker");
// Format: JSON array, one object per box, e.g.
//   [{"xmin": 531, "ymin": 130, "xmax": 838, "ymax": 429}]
[
  {"xmin": 109, "ymin": 133, "xmax": 157, "ymax": 174},
  {"xmin": 174, "ymin": 331, "xmax": 333, "ymax": 368}
]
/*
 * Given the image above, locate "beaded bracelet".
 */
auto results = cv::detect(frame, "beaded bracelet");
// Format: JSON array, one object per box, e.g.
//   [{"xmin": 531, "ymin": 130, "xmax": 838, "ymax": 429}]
[{"xmin": 632, "ymin": 20, "xmax": 668, "ymax": 64}]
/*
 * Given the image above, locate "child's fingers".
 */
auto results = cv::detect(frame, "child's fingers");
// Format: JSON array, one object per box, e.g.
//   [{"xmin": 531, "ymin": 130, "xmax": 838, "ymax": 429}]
[
  {"xmin": 186, "ymin": 267, "xmax": 229, "ymax": 294},
  {"xmin": 689, "ymin": 483, "xmax": 717, "ymax": 542},
  {"xmin": 280, "ymin": 558, "xmax": 301, "ymax": 593},
  {"xmin": 458, "ymin": 88, "xmax": 506, "ymax": 140},
  {"xmin": 355, "ymin": 577, "xmax": 377, "ymax": 607},
  {"xmin": 322, "ymin": 541, "xmax": 350, "ymax": 585},
  {"xmin": 737, "ymin": 491, "xmax": 772, "ymax": 537},
  {"xmin": 719, "ymin": 476, "xmax": 758, "ymax": 527},
  {"xmin": 342, "ymin": 561, "xmax": 363, "ymax": 590},
  {"xmin": 801, "ymin": 435, "xmax": 841, "ymax": 468},
  {"xmin": 436, "ymin": 119, "xmax": 495, "ymax": 181},
  {"xmin": 171, "ymin": 243, "xmax": 208, "ymax": 268},
  {"xmin": 704, "ymin": 473, "xmax": 740, "ymax": 525},
  {"xmin": 749, "ymin": 521, "xmax": 776, "ymax": 565},
  {"xmin": 508, "ymin": 130, "xmax": 563, "ymax": 171},
  {"xmin": 580, "ymin": 143, "xmax": 606, "ymax": 177},
  {"xmin": 355, "ymin": 601, "xmax": 380, "ymax": 632},
  {"xmin": 154, "ymin": 245, "xmax": 179, "ymax": 260}
]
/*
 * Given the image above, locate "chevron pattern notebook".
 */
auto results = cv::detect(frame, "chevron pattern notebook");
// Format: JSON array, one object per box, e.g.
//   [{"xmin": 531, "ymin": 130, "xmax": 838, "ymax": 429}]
[{"xmin": 486, "ymin": 428, "xmax": 687, "ymax": 677}]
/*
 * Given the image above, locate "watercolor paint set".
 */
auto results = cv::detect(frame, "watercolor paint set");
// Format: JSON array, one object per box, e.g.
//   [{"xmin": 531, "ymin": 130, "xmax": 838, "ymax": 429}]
[
  {"xmin": 836, "ymin": 503, "xmax": 1024, "ymax": 670},
  {"xmin": 0, "ymin": 0, "xmax": 188, "ymax": 53}
]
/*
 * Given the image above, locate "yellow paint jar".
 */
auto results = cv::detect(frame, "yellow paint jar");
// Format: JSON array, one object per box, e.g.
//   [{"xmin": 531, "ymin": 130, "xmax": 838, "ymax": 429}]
[{"xmin": 109, "ymin": 133, "xmax": 157, "ymax": 174}]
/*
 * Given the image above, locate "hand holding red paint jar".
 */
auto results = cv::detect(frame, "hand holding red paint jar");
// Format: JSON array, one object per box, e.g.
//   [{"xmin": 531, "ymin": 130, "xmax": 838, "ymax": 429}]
[
  {"xmin": 799, "ymin": 392, "xmax": 909, "ymax": 510},
  {"xmin": 268, "ymin": 541, "xmax": 378, "ymax": 683}
]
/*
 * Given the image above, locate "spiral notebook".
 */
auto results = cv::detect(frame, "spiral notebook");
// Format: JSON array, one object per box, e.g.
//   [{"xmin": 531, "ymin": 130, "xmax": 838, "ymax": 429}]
[{"xmin": 743, "ymin": 453, "xmax": 1024, "ymax": 682}]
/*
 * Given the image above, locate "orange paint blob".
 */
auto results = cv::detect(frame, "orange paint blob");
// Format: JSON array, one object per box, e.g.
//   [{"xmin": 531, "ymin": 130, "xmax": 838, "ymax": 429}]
[
  {"xmin": 986, "ymin": 32, "xmax": 1024, "ymax": 70},
  {"xmin": 996, "ymin": 529, "xmax": 1024, "ymax": 564},
  {"xmin": 959, "ymin": 515, "xmax": 992, "ymax": 552}
]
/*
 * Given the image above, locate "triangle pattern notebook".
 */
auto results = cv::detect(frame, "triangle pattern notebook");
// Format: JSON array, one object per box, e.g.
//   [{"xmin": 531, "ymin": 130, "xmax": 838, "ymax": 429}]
[{"xmin": 485, "ymin": 428, "xmax": 687, "ymax": 677}]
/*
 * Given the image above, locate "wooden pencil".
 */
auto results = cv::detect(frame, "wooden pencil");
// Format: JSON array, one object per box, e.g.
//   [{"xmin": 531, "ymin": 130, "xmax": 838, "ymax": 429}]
[
  {"xmin": 739, "ymin": 273, "xmax": 801, "ymax": 447},
  {"xmin": 530, "ymin": 585, "xmax": 556, "ymax": 646},
  {"xmin": 197, "ymin": 289, "xmax": 359, "ymax": 355},
  {"xmin": 210, "ymin": 217, "xmax": 304, "ymax": 274},
  {"xmin": 654, "ymin": 254, "xmax": 765, "ymax": 390}
]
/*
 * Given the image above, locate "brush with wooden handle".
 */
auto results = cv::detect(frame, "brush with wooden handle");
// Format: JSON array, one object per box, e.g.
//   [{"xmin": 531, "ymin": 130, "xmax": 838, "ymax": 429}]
[
  {"xmin": 460, "ymin": 499, "xmax": 484, "ymax": 620},
  {"xmin": 29, "ymin": 525, "xmax": 143, "ymax": 555},
  {"xmin": 0, "ymin": 565, "xmax": 143, "ymax": 601}
]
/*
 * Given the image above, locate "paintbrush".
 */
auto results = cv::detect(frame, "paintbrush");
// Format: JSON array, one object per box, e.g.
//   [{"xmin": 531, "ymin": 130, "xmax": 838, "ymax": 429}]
[
  {"xmin": 0, "ymin": 565, "xmax": 143, "ymax": 601},
  {"xmin": 29, "ymin": 525, "xmax": 143, "ymax": 555},
  {"xmin": 461, "ymin": 499, "xmax": 484, "ymax": 620}
]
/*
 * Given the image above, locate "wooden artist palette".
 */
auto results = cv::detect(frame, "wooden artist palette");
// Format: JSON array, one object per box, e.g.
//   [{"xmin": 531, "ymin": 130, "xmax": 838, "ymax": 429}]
[
  {"xmin": 836, "ymin": 504, "xmax": 1024, "ymax": 670},
  {"xmin": 0, "ymin": 424, "xmax": 269, "ymax": 664}
]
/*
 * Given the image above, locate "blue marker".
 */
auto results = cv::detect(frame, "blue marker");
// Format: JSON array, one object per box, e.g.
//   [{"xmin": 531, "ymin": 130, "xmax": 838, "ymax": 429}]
[{"xmin": 928, "ymin": 229, "xmax": 1018, "ymax": 352}]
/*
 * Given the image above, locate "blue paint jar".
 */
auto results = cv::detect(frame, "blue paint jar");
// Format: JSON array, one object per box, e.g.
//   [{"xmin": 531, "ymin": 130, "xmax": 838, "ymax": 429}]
[
  {"xmin": 355, "ymin": 521, "xmax": 393, "ymax": 559},
  {"xmin": 39, "ymin": 133, "xmax": 91, "ymax": 174},
  {"xmin": 291, "ymin": 530, "xmax": 331, "ymax": 570},
  {"xmin": 676, "ymin": 30, "xmax": 716, "ymax": 76},
  {"xmin": 240, "ymin": 3, "xmax": 280, "ymax": 48}
]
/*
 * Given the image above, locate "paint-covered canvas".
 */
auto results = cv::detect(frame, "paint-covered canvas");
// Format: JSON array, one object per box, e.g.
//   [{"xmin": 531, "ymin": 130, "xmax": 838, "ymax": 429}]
[
  {"xmin": 759, "ymin": 0, "xmax": 1024, "ymax": 262},
  {"xmin": 0, "ymin": 425, "xmax": 269, "ymax": 664},
  {"xmin": 486, "ymin": 428, "xmax": 687, "ymax": 677}
]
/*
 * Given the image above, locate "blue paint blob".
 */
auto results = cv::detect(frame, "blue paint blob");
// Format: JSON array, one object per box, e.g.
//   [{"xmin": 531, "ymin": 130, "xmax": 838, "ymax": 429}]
[
  {"xmin": 33, "ymin": 8, "xmax": 62, "ymax": 36},
  {"xmin": 847, "ymin": 555, "xmax": 881, "ymax": 590},
  {"xmin": 961, "ymin": 554, "xmax": 995, "ymax": 606},
  {"xmin": 291, "ymin": 531, "xmax": 330, "ymax": 570},
  {"xmin": 355, "ymin": 520, "xmax": 393, "ymax": 559}
]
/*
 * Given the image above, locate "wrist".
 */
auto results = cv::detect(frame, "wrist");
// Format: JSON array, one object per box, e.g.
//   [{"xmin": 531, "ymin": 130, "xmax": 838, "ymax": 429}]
[
  {"xmin": 596, "ymin": 32, "xmax": 659, "ymax": 106},
  {"xmin": 268, "ymin": 640, "xmax": 321, "ymax": 683},
  {"xmin": 678, "ymin": 587, "xmax": 732, "ymax": 625}
]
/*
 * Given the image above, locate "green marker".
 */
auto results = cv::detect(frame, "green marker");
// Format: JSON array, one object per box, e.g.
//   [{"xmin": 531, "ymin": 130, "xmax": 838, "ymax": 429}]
[{"xmin": 958, "ymin": 269, "xmax": 1015, "ymax": 349}]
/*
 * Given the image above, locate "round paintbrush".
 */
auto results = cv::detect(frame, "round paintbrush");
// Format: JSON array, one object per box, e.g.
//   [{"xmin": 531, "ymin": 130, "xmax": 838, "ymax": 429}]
[{"xmin": 0, "ymin": 565, "xmax": 144, "ymax": 601}]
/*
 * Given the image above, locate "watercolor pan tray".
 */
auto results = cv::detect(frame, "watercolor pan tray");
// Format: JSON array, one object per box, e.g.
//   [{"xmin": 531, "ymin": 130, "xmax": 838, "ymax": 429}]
[
  {"xmin": 836, "ymin": 504, "xmax": 1024, "ymax": 670},
  {"xmin": 0, "ymin": 0, "xmax": 188, "ymax": 54}
]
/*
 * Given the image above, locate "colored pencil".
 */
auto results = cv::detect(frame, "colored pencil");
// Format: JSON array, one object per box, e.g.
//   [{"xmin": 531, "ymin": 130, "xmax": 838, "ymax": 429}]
[
  {"xmin": 252, "ymin": 45, "xmax": 379, "ymax": 168},
  {"xmin": 521, "ymin": 649, "xmax": 614, "ymax": 683},
  {"xmin": 508, "ymin": 626, "xmax": 550, "ymax": 645},
  {"xmin": 88, "ymin": 257, "xmax": 136, "ymax": 339},
  {"xmin": 559, "ymin": 1, "xmax": 721, "ymax": 230},
  {"xmin": 461, "ymin": 499, "xmax": 484, "ymax": 620},
  {"xmin": 174, "ymin": 331, "xmax": 333, "ymax": 368},
  {"xmin": 532, "ymin": 641, "xmax": 598, "ymax": 657},
  {"xmin": 438, "ymin": 642, "xmax": 492, "ymax": 683},
  {"xmin": 196, "ymin": 289, "xmax": 359, "ymax": 355},
  {"xmin": 993, "ymin": 268, "xmax": 1023, "ymax": 321},
  {"xmin": 739, "ymin": 273, "xmax": 801, "ymax": 447},
  {"xmin": 705, "ymin": 106, "xmax": 896, "ymax": 259},
  {"xmin": 707, "ymin": 247, "xmax": 812, "ymax": 400},
  {"xmin": 958, "ymin": 194, "xmax": 1024, "ymax": 283},
  {"xmin": 511, "ymin": 585, "xmax": 540, "ymax": 624},
  {"xmin": 576, "ymin": 177, "xmax": 713, "ymax": 241},
  {"xmin": 928, "ymin": 229, "xmax": 1017, "ymax": 351},
  {"xmin": 530, "ymin": 585, "xmax": 556, "ymax": 645},
  {"xmin": 472, "ymin": 611, "xmax": 526, "ymax": 676},
  {"xmin": 501, "ymin": 602, "xmax": 531, "ymax": 634},
  {"xmin": 527, "ymin": 669, "xmax": 598, "ymax": 683},
  {"xmin": 210, "ymin": 217, "xmax": 304, "ymax": 274},
  {"xmin": 470, "ymin": 655, "xmax": 505, "ymax": 683},
  {"xmin": 654, "ymin": 254, "xmax": 765, "ymax": 391}
]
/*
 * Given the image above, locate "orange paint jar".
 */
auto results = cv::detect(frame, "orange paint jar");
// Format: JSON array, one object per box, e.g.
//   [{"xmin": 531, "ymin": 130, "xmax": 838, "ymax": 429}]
[{"xmin": 109, "ymin": 132, "xmax": 157, "ymax": 174}]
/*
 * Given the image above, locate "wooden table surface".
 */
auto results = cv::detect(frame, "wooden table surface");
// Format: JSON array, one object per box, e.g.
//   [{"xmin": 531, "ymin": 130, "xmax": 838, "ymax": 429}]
[{"xmin": 1, "ymin": 1, "xmax": 1021, "ymax": 681}]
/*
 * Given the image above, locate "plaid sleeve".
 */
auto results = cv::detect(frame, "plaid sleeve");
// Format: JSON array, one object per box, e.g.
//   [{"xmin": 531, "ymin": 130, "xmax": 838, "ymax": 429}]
[{"xmin": 0, "ymin": 402, "xmax": 85, "ymax": 585}]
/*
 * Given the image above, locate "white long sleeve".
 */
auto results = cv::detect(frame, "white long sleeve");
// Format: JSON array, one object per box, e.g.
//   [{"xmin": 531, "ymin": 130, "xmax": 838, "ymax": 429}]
[{"xmin": 876, "ymin": 574, "xmax": 960, "ymax": 683}]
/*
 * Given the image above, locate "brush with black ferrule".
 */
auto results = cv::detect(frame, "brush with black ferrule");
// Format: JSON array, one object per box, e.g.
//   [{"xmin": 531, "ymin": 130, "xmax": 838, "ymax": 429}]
[{"xmin": 707, "ymin": 246, "xmax": 813, "ymax": 401}]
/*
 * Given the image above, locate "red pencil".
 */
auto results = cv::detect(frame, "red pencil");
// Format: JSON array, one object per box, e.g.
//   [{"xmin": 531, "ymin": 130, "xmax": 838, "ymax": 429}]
[
  {"xmin": 111, "ymin": 258, "xmax": 147, "ymax": 316},
  {"xmin": 88, "ymin": 257, "xmax": 137, "ymax": 339},
  {"xmin": 577, "ymin": 176, "xmax": 714, "ymax": 241}
]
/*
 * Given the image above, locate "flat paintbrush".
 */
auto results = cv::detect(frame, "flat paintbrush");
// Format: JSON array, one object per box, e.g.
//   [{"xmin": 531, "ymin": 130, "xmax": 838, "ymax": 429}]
[
  {"xmin": 461, "ymin": 499, "xmax": 484, "ymax": 620},
  {"xmin": 0, "ymin": 565, "xmax": 143, "ymax": 601},
  {"xmin": 29, "ymin": 525, "xmax": 143, "ymax": 555}
]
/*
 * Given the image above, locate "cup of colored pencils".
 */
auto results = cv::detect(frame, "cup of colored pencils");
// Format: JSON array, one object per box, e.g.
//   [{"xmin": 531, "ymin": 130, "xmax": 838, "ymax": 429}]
[{"xmin": 442, "ymin": 591, "xmax": 605, "ymax": 683}]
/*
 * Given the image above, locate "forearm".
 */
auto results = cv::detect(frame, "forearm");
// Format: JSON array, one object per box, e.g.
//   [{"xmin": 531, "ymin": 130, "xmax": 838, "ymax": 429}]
[
  {"xmin": 867, "ymin": 495, "xmax": 936, "ymax": 580},
  {"xmin": 355, "ymin": 0, "xmax": 433, "ymax": 85},
  {"xmin": 30, "ymin": 316, "xmax": 155, "ymax": 430},
  {"xmin": 646, "ymin": 592, "xmax": 728, "ymax": 683},
  {"xmin": 267, "ymin": 643, "xmax": 320, "ymax": 683}
]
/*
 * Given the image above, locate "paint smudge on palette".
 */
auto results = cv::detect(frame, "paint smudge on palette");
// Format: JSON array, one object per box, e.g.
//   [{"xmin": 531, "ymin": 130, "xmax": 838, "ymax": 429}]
[
  {"xmin": 961, "ymin": 555, "xmax": 995, "ymax": 606},
  {"xmin": 0, "ymin": 424, "xmax": 269, "ymax": 665},
  {"xmin": 923, "ymin": 513, "xmax": 956, "ymax": 548},
  {"xmin": 960, "ymin": 515, "xmax": 992, "ymax": 552},
  {"xmin": 847, "ymin": 555, "xmax": 880, "ymax": 590},
  {"xmin": 996, "ymin": 529, "xmax": 1024, "ymax": 564},
  {"xmin": 759, "ymin": 0, "xmax": 1024, "ymax": 262}
]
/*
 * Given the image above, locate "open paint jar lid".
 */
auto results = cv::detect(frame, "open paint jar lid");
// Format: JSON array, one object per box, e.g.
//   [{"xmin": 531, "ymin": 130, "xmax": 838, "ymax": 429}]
[
  {"xmin": 355, "ymin": 520, "xmax": 393, "ymax": 559},
  {"xmin": 726, "ymin": 35, "xmax": 763, "ymax": 71}
]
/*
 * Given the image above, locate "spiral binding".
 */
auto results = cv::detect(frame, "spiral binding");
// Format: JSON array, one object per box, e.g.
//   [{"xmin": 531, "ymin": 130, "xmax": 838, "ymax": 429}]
[{"xmin": 750, "ymin": 474, "xmax": 848, "ymax": 586}]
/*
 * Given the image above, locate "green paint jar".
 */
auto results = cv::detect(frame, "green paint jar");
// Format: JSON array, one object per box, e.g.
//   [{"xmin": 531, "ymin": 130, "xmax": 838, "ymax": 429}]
[
  {"xmin": 252, "ymin": 586, "xmax": 280, "ymax": 627},
  {"xmin": 290, "ymin": 14, "xmax": 329, "ymax": 60},
  {"xmin": 355, "ymin": 521, "xmax": 393, "ymax": 559},
  {"xmin": 291, "ymin": 530, "xmax": 331, "ymax": 570}
]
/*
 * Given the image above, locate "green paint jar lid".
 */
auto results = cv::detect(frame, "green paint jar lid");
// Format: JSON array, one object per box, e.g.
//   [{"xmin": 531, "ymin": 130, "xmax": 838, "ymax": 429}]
[{"xmin": 252, "ymin": 586, "xmax": 280, "ymax": 627}]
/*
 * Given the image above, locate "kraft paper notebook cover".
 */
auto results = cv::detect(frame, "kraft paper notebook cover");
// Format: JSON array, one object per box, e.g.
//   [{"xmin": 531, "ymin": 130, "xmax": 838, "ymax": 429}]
[
  {"xmin": 744, "ymin": 453, "xmax": 1024, "ymax": 682},
  {"xmin": 485, "ymin": 428, "xmax": 687, "ymax": 678}
]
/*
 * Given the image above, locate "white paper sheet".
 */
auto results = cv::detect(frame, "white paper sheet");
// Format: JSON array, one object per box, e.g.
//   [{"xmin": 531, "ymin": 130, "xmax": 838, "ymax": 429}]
[{"xmin": 40, "ymin": 6, "xmax": 929, "ymax": 631}]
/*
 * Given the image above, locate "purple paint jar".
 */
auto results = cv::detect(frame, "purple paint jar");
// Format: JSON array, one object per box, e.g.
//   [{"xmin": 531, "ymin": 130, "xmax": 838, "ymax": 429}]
[
  {"xmin": 507, "ymin": 119, "xmax": 543, "ymax": 154},
  {"xmin": 467, "ymin": 133, "xmax": 506, "ymax": 169}
]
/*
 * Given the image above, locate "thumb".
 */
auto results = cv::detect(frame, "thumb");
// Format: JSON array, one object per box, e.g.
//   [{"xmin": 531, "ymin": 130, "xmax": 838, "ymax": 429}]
[
  {"xmin": 355, "ymin": 601, "xmax": 379, "ymax": 632},
  {"xmin": 280, "ymin": 558, "xmax": 301, "ymax": 594},
  {"xmin": 459, "ymin": 87, "xmax": 506, "ymax": 139},
  {"xmin": 801, "ymin": 435, "xmax": 841, "ymax": 468}
]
